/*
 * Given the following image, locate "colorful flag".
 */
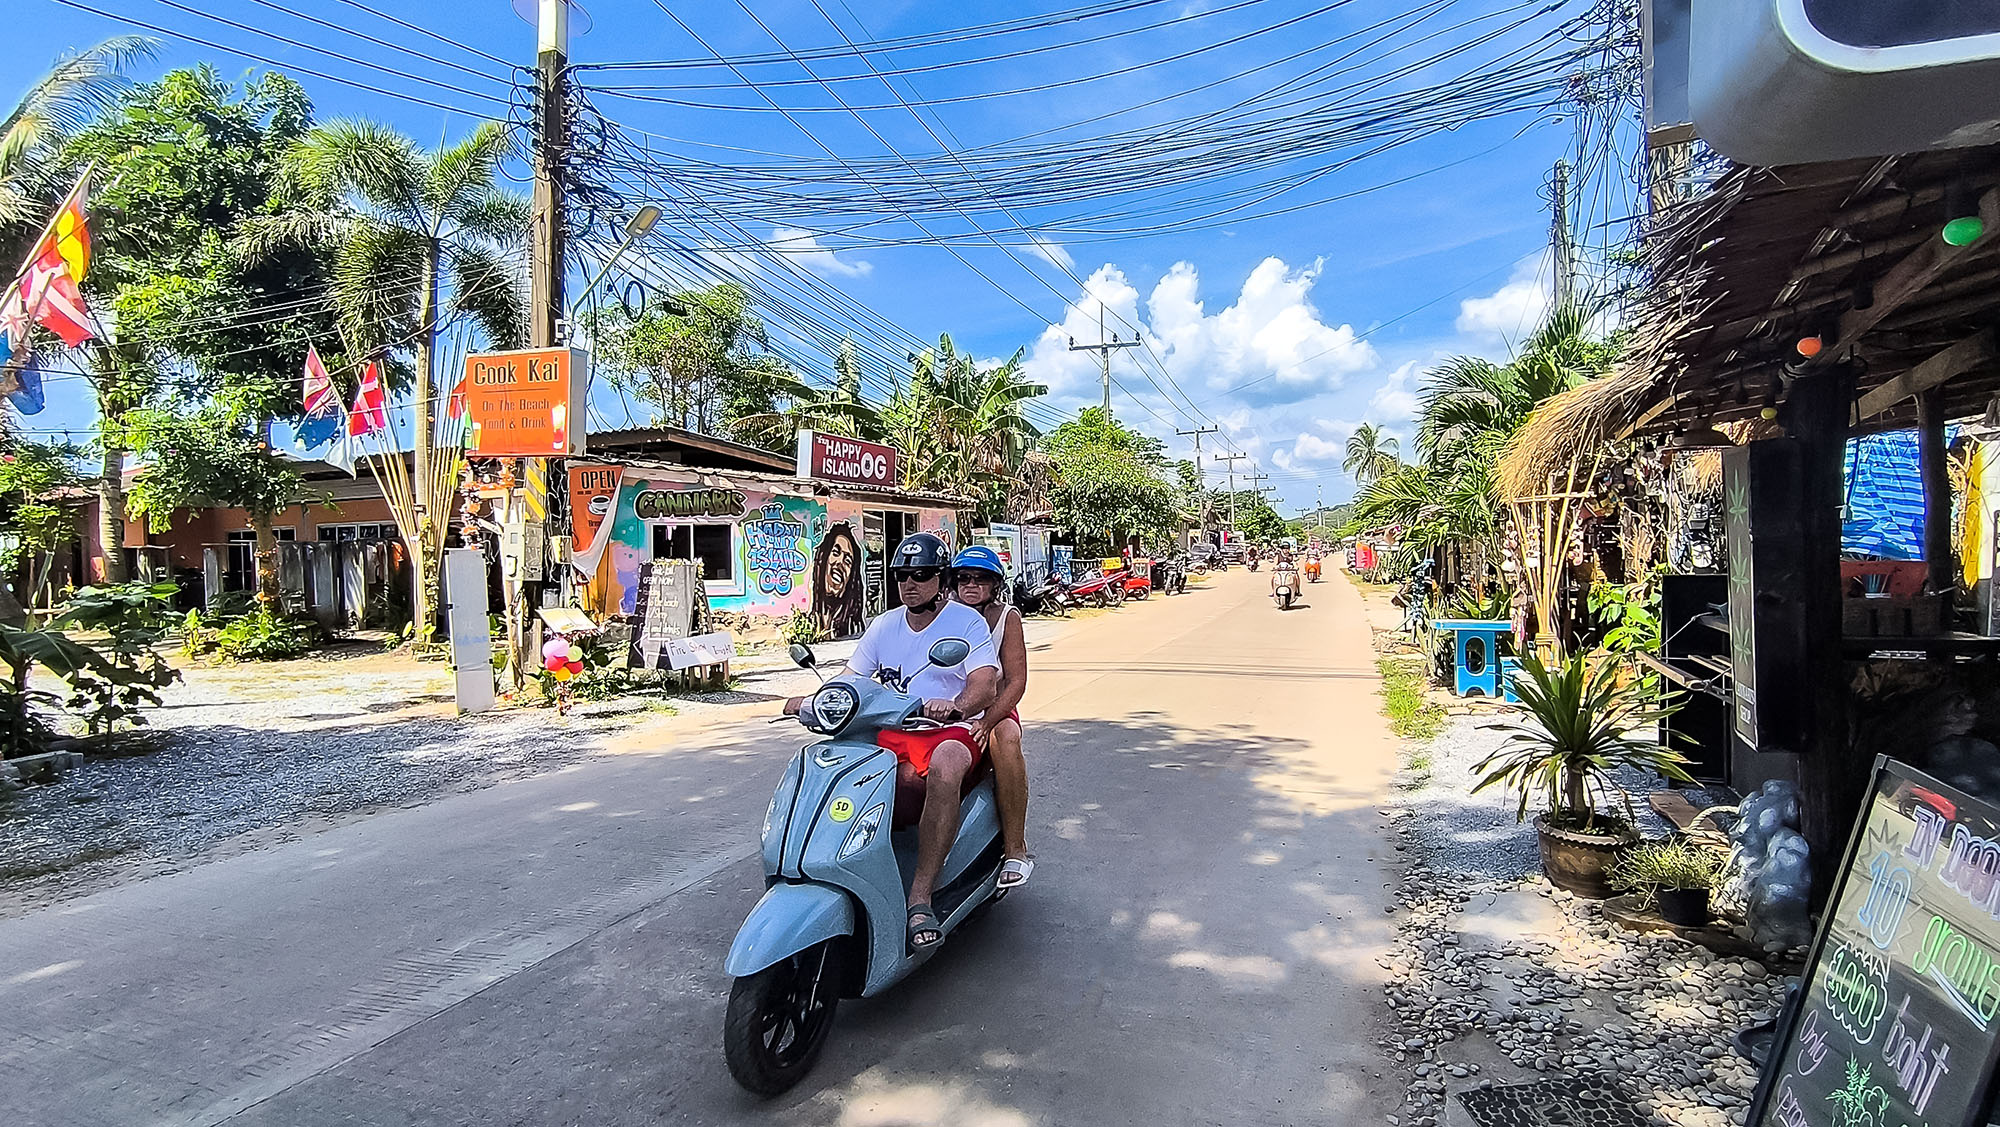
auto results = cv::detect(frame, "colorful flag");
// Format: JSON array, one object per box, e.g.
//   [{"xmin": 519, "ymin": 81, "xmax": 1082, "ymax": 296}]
[
  {"xmin": 447, "ymin": 371, "xmax": 468, "ymax": 419},
  {"xmin": 324, "ymin": 415, "xmax": 359, "ymax": 477},
  {"xmin": 8, "ymin": 172, "xmax": 98, "ymax": 348},
  {"xmin": 296, "ymin": 345, "xmax": 342, "ymax": 448},
  {"xmin": 348, "ymin": 360, "xmax": 388, "ymax": 437},
  {"xmin": 31, "ymin": 269, "xmax": 100, "ymax": 348},
  {"xmin": 5, "ymin": 355, "xmax": 45, "ymax": 415}
]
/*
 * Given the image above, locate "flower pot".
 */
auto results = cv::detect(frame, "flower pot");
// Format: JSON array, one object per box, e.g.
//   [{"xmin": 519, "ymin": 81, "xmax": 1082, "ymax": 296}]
[
  {"xmin": 1535, "ymin": 814, "xmax": 1637, "ymax": 899},
  {"xmin": 1657, "ymin": 886, "xmax": 1711, "ymax": 927}
]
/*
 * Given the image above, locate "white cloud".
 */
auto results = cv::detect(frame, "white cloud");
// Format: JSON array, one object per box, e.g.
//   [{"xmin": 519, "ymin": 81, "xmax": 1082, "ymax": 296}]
[
  {"xmin": 1456, "ymin": 250, "xmax": 1551, "ymax": 341},
  {"xmin": 1020, "ymin": 257, "xmax": 1379, "ymax": 408},
  {"xmin": 1025, "ymin": 235, "xmax": 1074, "ymax": 271},
  {"xmin": 1366, "ymin": 360, "xmax": 1421, "ymax": 423},
  {"xmin": 767, "ymin": 227, "xmax": 872, "ymax": 278}
]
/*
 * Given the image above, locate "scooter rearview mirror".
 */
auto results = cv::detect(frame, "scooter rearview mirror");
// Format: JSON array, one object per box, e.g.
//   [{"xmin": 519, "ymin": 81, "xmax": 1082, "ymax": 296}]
[
  {"xmin": 789, "ymin": 644, "xmax": 816, "ymax": 669},
  {"xmin": 927, "ymin": 638, "xmax": 971, "ymax": 668}
]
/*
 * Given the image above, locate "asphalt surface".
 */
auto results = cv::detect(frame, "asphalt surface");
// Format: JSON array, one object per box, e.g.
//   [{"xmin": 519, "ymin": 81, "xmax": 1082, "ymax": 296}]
[{"xmin": 2, "ymin": 567, "xmax": 1402, "ymax": 1126}]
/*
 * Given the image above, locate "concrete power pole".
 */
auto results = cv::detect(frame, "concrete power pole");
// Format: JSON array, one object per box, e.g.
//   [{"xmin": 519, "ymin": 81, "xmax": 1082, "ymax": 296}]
[
  {"xmin": 1213, "ymin": 452, "xmax": 1246, "ymax": 536},
  {"xmin": 507, "ymin": 0, "xmax": 572, "ymax": 689},
  {"xmin": 1177, "ymin": 425, "xmax": 1217, "ymax": 539},
  {"xmin": 1550, "ymin": 158, "xmax": 1573, "ymax": 314},
  {"xmin": 1068, "ymin": 302, "xmax": 1140, "ymax": 416}
]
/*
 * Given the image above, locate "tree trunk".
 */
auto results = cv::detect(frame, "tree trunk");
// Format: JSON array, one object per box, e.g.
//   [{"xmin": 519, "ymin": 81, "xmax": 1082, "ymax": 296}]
[
  {"xmin": 411, "ymin": 244, "xmax": 439, "ymax": 645},
  {"xmin": 252, "ymin": 509, "xmax": 280, "ymax": 609},
  {"xmin": 96, "ymin": 400, "xmax": 128, "ymax": 586},
  {"xmin": 253, "ymin": 417, "xmax": 282, "ymax": 609}
]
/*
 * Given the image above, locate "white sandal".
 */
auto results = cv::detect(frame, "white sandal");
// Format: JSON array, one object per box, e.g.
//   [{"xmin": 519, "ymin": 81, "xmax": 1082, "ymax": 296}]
[{"xmin": 998, "ymin": 857, "xmax": 1034, "ymax": 889}]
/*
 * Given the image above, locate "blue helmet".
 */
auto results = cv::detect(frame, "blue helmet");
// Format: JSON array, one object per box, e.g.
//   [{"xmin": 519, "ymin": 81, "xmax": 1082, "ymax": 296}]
[{"xmin": 951, "ymin": 545, "xmax": 1007, "ymax": 583}]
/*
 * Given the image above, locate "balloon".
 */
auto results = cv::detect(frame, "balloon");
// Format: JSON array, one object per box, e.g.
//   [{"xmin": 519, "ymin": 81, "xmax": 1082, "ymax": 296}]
[
  {"xmin": 541, "ymin": 638, "xmax": 569, "ymax": 660},
  {"xmin": 551, "ymin": 666, "xmax": 573, "ymax": 682},
  {"xmin": 544, "ymin": 654, "xmax": 567, "ymax": 672},
  {"xmin": 565, "ymin": 659, "xmax": 583, "ymax": 674}
]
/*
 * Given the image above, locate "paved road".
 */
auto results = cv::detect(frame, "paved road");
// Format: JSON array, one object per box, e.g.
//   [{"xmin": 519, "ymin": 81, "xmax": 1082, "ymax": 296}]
[{"xmin": 3, "ymin": 568, "xmax": 1402, "ymax": 1126}]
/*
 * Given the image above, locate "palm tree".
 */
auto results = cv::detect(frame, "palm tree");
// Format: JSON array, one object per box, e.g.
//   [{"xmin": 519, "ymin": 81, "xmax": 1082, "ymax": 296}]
[
  {"xmin": 255, "ymin": 119, "xmax": 528, "ymax": 642},
  {"xmin": 883, "ymin": 336, "xmax": 1045, "ymax": 515},
  {"xmin": 730, "ymin": 338, "xmax": 883, "ymax": 449},
  {"xmin": 1, "ymin": 37, "xmax": 154, "ymax": 232},
  {"xmin": 1343, "ymin": 423, "xmax": 1400, "ymax": 487}
]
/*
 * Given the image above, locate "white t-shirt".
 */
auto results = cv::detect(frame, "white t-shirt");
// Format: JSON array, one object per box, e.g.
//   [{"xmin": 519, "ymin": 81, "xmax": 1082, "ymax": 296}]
[{"xmin": 847, "ymin": 601, "xmax": 1000, "ymax": 711}]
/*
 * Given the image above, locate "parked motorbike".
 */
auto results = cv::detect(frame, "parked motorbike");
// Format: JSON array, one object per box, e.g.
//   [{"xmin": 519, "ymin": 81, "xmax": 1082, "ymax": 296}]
[
  {"xmin": 1015, "ymin": 574, "xmax": 1073, "ymax": 617},
  {"xmin": 1070, "ymin": 566, "xmax": 1127, "ymax": 607},
  {"xmin": 725, "ymin": 641, "xmax": 1006, "ymax": 1095},
  {"xmin": 1152, "ymin": 556, "xmax": 1187, "ymax": 595},
  {"xmin": 1122, "ymin": 562, "xmax": 1153, "ymax": 600},
  {"xmin": 1271, "ymin": 562, "xmax": 1300, "ymax": 610}
]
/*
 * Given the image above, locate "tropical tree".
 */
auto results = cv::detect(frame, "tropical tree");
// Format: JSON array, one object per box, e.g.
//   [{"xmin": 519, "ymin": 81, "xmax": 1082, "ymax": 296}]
[
  {"xmin": 1, "ymin": 37, "xmax": 154, "ymax": 232},
  {"xmin": 0, "ymin": 439, "xmax": 82, "ymax": 620},
  {"xmin": 589, "ymin": 282, "xmax": 798, "ymax": 442},
  {"xmin": 1345, "ymin": 306, "xmax": 1614, "ymax": 595},
  {"xmin": 883, "ymin": 335, "xmax": 1046, "ymax": 519},
  {"xmin": 256, "ymin": 118, "xmax": 529, "ymax": 641},
  {"xmin": 731, "ymin": 337, "xmax": 882, "ymax": 451},
  {"xmin": 1041, "ymin": 407, "xmax": 1180, "ymax": 554},
  {"xmin": 64, "ymin": 67, "xmax": 342, "ymax": 597},
  {"xmin": 1343, "ymin": 423, "xmax": 1400, "ymax": 487}
]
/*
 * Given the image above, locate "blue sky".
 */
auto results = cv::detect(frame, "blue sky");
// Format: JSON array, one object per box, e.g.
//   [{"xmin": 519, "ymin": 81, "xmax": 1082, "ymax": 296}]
[{"xmin": 10, "ymin": 0, "xmax": 1606, "ymax": 511}]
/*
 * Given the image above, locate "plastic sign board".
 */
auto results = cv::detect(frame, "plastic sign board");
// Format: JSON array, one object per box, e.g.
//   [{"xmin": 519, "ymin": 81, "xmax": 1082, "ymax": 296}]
[
  {"xmin": 1689, "ymin": 0, "xmax": 2000, "ymax": 164},
  {"xmin": 795, "ymin": 429, "xmax": 898, "ymax": 488},
  {"xmin": 443, "ymin": 547, "xmax": 494, "ymax": 712},
  {"xmin": 464, "ymin": 347, "xmax": 588, "ymax": 457}
]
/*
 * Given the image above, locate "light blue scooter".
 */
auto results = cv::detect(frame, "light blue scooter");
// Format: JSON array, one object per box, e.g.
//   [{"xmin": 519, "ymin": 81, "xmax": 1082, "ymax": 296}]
[{"xmin": 722, "ymin": 639, "xmax": 1006, "ymax": 1095}]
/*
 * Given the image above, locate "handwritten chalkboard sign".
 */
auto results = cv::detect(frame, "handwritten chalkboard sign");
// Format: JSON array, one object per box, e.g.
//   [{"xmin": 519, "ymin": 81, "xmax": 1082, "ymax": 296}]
[
  {"xmin": 629, "ymin": 560, "xmax": 695, "ymax": 670},
  {"xmin": 1749, "ymin": 757, "xmax": 2000, "ymax": 1127}
]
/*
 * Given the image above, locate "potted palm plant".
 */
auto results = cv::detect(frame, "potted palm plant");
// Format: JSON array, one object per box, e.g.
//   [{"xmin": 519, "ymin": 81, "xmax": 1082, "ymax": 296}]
[
  {"xmin": 1609, "ymin": 838, "xmax": 1723, "ymax": 926},
  {"xmin": 1472, "ymin": 651, "xmax": 1693, "ymax": 897}
]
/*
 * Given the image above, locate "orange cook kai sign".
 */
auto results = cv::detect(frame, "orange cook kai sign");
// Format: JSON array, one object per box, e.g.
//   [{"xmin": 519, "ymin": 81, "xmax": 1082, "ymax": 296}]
[{"xmin": 463, "ymin": 347, "xmax": 589, "ymax": 457}]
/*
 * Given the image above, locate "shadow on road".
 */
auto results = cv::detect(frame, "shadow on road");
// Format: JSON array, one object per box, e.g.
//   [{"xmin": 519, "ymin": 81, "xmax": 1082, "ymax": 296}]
[{"xmin": 221, "ymin": 713, "xmax": 1398, "ymax": 1126}]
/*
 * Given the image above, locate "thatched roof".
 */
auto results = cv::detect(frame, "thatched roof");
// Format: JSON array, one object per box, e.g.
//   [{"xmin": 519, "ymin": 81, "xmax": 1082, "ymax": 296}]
[
  {"xmin": 1601, "ymin": 142, "xmax": 2000, "ymax": 435},
  {"xmin": 1495, "ymin": 369, "xmax": 1651, "ymax": 500}
]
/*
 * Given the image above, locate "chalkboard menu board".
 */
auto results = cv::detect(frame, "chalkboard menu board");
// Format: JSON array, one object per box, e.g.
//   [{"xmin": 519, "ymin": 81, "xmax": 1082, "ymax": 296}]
[
  {"xmin": 629, "ymin": 560, "xmax": 695, "ymax": 670},
  {"xmin": 1749, "ymin": 757, "xmax": 2000, "ymax": 1127}
]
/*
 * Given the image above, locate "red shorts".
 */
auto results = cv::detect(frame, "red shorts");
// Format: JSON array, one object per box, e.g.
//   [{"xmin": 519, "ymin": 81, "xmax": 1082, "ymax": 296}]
[{"xmin": 878, "ymin": 725, "xmax": 981, "ymax": 777}]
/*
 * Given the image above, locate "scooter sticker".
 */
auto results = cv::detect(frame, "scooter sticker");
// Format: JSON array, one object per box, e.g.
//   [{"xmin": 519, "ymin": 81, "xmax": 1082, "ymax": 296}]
[{"xmin": 829, "ymin": 797, "xmax": 855, "ymax": 822}]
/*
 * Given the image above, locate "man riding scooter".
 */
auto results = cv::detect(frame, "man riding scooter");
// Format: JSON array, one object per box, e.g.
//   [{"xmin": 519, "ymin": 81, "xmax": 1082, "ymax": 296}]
[{"xmin": 783, "ymin": 533, "xmax": 997, "ymax": 951}]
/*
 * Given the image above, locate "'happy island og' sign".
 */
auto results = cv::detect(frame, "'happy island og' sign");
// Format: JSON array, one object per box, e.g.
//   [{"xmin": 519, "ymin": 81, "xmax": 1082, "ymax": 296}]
[{"xmin": 1750, "ymin": 757, "xmax": 2000, "ymax": 1127}]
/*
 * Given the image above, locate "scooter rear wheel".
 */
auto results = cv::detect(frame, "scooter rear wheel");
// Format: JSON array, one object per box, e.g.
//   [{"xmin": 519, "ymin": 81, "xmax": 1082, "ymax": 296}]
[{"xmin": 724, "ymin": 942, "xmax": 840, "ymax": 1096}]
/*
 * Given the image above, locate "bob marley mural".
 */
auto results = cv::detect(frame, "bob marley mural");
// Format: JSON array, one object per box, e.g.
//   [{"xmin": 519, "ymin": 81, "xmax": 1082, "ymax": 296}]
[{"xmin": 811, "ymin": 522, "xmax": 866, "ymax": 638}]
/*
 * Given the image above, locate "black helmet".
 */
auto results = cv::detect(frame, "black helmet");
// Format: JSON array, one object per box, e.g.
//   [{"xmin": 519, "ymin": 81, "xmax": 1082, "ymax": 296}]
[{"xmin": 890, "ymin": 532, "xmax": 950, "ymax": 572}]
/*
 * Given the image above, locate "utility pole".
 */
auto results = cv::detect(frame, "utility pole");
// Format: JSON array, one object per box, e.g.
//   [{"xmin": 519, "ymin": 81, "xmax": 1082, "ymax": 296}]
[
  {"xmin": 1177, "ymin": 425, "xmax": 1217, "ymax": 540},
  {"xmin": 1068, "ymin": 302, "xmax": 1140, "ymax": 416},
  {"xmin": 506, "ymin": 0, "xmax": 572, "ymax": 690},
  {"xmin": 530, "ymin": 0, "xmax": 568, "ymax": 349},
  {"xmin": 1316, "ymin": 483, "xmax": 1324, "ymax": 537},
  {"xmin": 1550, "ymin": 158, "xmax": 1574, "ymax": 314},
  {"xmin": 1213, "ymin": 452, "xmax": 1246, "ymax": 536}
]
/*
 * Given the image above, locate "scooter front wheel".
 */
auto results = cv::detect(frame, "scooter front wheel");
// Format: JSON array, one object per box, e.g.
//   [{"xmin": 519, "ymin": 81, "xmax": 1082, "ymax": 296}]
[{"xmin": 724, "ymin": 942, "xmax": 840, "ymax": 1096}]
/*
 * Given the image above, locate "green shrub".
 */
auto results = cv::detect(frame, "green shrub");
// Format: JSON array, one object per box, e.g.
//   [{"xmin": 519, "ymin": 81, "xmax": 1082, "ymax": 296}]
[
  {"xmin": 782, "ymin": 610, "xmax": 824, "ymax": 647},
  {"xmin": 183, "ymin": 606, "xmax": 323, "ymax": 662},
  {"xmin": 1610, "ymin": 837, "xmax": 1723, "ymax": 903}
]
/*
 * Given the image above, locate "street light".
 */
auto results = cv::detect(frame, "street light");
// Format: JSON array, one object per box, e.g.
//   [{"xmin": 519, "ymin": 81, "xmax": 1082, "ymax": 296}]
[{"xmin": 567, "ymin": 204, "xmax": 665, "ymax": 329}]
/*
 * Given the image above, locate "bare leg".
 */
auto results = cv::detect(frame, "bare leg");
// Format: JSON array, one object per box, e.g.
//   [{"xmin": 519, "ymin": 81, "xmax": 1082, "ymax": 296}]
[
  {"xmin": 987, "ymin": 717, "xmax": 1029, "ymax": 860},
  {"xmin": 908, "ymin": 741, "xmax": 972, "ymax": 916}
]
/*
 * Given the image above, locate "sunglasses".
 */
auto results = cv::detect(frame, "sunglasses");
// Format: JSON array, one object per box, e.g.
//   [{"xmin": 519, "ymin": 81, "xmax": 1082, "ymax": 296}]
[{"xmin": 893, "ymin": 568, "xmax": 941, "ymax": 584}]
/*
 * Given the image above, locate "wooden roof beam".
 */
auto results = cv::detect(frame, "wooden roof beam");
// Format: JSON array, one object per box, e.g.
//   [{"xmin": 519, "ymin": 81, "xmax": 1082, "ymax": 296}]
[
  {"xmin": 1809, "ymin": 186, "xmax": 2000, "ymax": 369},
  {"xmin": 1854, "ymin": 328, "xmax": 2000, "ymax": 419}
]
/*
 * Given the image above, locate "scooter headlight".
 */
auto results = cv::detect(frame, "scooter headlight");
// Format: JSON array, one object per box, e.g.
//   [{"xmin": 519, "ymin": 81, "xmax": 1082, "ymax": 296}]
[
  {"xmin": 810, "ymin": 683, "xmax": 858, "ymax": 734},
  {"xmin": 838, "ymin": 803, "xmax": 886, "ymax": 860}
]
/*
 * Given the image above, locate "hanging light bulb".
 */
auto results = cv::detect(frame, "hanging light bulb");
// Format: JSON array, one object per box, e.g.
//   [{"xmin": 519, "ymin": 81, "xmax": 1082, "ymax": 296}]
[
  {"xmin": 1795, "ymin": 334, "xmax": 1824, "ymax": 359},
  {"xmin": 1944, "ymin": 182, "xmax": 1986, "ymax": 247}
]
